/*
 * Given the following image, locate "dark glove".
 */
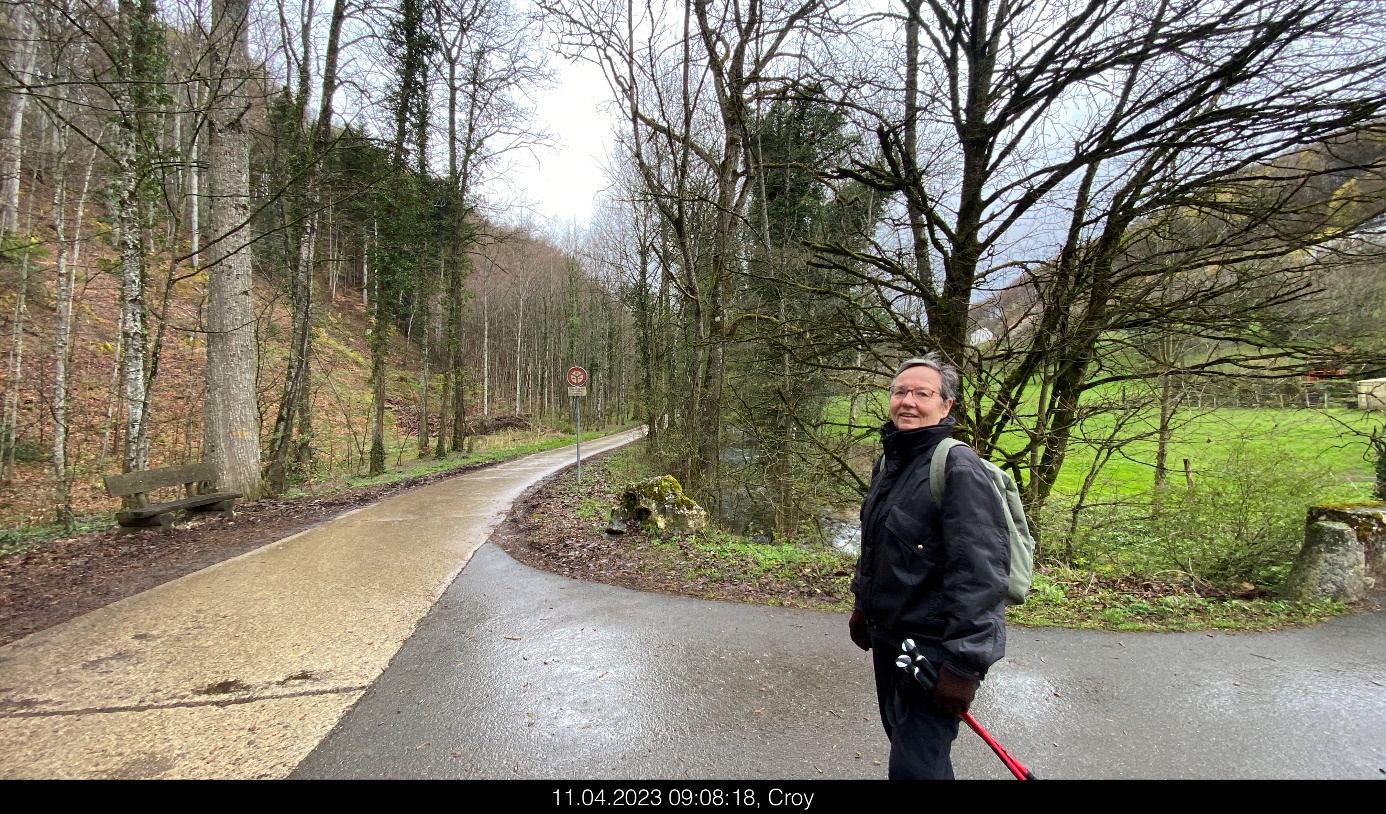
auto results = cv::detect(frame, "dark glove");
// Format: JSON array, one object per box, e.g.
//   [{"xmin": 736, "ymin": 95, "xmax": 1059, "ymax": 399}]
[
  {"xmin": 932, "ymin": 666, "xmax": 978, "ymax": 717},
  {"xmin": 848, "ymin": 609, "xmax": 871, "ymax": 651}
]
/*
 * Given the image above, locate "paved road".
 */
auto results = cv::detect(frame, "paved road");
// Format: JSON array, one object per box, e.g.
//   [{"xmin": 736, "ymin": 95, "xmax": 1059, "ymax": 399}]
[
  {"xmin": 0, "ymin": 429, "xmax": 643, "ymax": 779},
  {"xmin": 296, "ymin": 542, "xmax": 1386, "ymax": 780}
]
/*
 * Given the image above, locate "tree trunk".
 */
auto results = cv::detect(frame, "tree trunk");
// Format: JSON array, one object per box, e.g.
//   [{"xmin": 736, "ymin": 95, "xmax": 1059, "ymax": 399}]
[
  {"xmin": 116, "ymin": 209, "xmax": 145, "ymax": 478},
  {"xmin": 187, "ymin": 86, "xmax": 200, "ymax": 268},
  {"xmin": 1155, "ymin": 368, "xmax": 1173, "ymax": 489},
  {"xmin": 51, "ymin": 113, "xmax": 74, "ymax": 528},
  {"xmin": 204, "ymin": 0, "xmax": 264, "ymax": 498},
  {"xmin": 1, "ymin": 167, "xmax": 36, "ymax": 484},
  {"xmin": 416, "ymin": 279, "xmax": 430, "ymax": 456},
  {"xmin": 0, "ymin": 8, "xmax": 35, "ymax": 236},
  {"xmin": 369, "ymin": 267, "xmax": 388, "ymax": 474},
  {"xmin": 482, "ymin": 289, "xmax": 489, "ymax": 416},
  {"xmin": 514, "ymin": 288, "xmax": 525, "ymax": 415}
]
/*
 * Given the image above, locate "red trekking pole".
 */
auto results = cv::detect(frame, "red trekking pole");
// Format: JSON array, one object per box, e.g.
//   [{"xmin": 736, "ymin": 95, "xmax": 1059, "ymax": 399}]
[
  {"xmin": 898, "ymin": 640, "xmax": 1038, "ymax": 780},
  {"xmin": 961, "ymin": 710, "xmax": 1037, "ymax": 780}
]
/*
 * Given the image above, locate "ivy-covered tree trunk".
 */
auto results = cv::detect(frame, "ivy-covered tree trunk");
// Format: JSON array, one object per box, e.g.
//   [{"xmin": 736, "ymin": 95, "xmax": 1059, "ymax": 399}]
[
  {"xmin": 111, "ymin": 0, "xmax": 160, "ymax": 480},
  {"xmin": 267, "ymin": 0, "xmax": 348, "ymax": 490},
  {"xmin": 369, "ymin": 268, "xmax": 389, "ymax": 475}
]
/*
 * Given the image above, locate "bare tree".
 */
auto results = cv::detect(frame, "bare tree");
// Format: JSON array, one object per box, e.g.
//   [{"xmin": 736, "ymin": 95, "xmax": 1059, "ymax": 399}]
[
  {"xmin": 433, "ymin": 0, "xmax": 547, "ymax": 451},
  {"xmin": 544, "ymin": 0, "xmax": 841, "ymax": 490},
  {"xmin": 807, "ymin": 0, "xmax": 1386, "ymax": 516}
]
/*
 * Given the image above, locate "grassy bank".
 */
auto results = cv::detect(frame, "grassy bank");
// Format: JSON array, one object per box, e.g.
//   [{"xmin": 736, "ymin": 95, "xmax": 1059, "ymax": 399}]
[
  {"xmin": 1010, "ymin": 565, "xmax": 1349, "ymax": 632},
  {"xmin": 567, "ymin": 446, "xmax": 1355, "ymax": 632}
]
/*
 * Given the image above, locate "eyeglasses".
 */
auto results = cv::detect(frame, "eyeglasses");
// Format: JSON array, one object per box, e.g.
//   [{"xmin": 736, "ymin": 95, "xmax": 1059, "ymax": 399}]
[{"xmin": 888, "ymin": 386, "xmax": 940, "ymax": 401}]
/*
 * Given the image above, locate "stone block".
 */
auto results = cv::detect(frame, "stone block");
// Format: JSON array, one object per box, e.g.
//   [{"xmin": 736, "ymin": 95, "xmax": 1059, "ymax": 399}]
[
  {"xmin": 1306, "ymin": 504, "xmax": 1386, "ymax": 583},
  {"xmin": 1284, "ymin": 521, "xmax": 1371, "ymax": 602}
]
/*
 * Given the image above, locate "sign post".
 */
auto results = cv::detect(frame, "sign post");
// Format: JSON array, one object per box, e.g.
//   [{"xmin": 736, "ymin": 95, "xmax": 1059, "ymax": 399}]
[{"xmin": 566, "ymin": 366, "xmax": 588, "ymax": 484}]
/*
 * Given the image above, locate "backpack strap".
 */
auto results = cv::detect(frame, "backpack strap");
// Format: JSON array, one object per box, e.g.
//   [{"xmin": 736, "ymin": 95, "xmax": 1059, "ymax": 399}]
[{"xmin": 928, "ymin": 437, "xmax": 965, "ymax": 508}]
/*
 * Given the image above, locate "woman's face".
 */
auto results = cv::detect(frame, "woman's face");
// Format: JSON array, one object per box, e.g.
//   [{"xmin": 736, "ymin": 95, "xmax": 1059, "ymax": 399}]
[{"xmin": 889, "ymin": 365, "xmax": 954, "ymax": 431}]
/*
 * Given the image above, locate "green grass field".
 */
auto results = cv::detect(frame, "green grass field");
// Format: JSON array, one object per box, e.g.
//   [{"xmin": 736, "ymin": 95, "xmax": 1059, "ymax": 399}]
[
  {"xmin": 829, "ymin": 388, "xmax": 1378, "ymax": 504},
  {"xmin": 1043, "ymin": 406, "xmax": 1376, "ymax": 503},
  {"xmin": 822, "ymin": 383, "xmax": 1381, "ymax": 595}
]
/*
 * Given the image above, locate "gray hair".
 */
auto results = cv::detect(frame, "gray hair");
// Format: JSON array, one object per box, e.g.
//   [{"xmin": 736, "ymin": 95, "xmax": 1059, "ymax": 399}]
[{"xmin": 894, "ymin": 353, "xmax": 959, "ymax": 403}]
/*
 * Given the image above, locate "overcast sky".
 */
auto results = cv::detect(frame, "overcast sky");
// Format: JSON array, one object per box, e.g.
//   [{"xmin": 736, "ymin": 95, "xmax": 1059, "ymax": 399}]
[{"xmin": 497, "ymin": 55, "xmax": 617, "ymax": 233}]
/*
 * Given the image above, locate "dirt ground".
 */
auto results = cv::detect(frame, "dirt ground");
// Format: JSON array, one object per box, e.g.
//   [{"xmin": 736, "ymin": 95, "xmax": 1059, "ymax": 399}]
[{"xmin": 492, "ymin": 456, "xmax": 852, "ymax": 612}]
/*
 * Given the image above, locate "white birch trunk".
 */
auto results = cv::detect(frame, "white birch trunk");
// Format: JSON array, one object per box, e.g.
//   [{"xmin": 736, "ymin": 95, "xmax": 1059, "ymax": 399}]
[
  {"xmin": 188, "ymin": 86, "xmax": 201, "ymax": 268},
  {"xmin": 51, "ymin": 119, "xmax": 73, "ymax": 524},
  {"xmin": 0, "ymin": 8, "xmax": 35, "ymax": 235}
]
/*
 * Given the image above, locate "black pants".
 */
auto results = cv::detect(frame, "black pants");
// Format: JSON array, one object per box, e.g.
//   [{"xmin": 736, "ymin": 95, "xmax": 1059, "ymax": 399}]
[{"xmin": 870, "ymin": 630, "xmax": 961, "ymax": 780}]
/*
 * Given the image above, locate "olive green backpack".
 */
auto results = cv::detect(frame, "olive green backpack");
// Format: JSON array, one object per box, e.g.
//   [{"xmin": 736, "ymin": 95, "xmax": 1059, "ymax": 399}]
[{"xmin": 929, "ymin": 438, "xmax": 1035, "ymax": 606}]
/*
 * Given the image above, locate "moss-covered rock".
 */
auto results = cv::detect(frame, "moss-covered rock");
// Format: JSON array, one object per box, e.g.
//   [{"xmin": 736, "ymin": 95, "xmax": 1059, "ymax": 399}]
[
  {"xmin": 615, "ymin": 475, "xmax": 708, "ymax": 534},
  {"xmin": 1284, "ymin": 521, "xmax": 1373, "ymax": 602},
  {"xmin": 1306, "ymin": 504, "xmax": 1386, "ymax": 584}
]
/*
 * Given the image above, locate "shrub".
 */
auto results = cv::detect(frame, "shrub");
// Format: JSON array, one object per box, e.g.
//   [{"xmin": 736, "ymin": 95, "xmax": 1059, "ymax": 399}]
[
  {"xmin": 1148, "ymin": 442, "xmax": 1333, "ymax": 587},
  {"xmin": 7, "ymin": 438, "xmax": 49, "ymax": 463},
  {"xmin": 1045, "ymin": 439, "xmax": 1340, "ymax": 589}
]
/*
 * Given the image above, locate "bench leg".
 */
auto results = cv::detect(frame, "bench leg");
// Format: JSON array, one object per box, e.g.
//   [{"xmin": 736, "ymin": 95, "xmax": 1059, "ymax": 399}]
[
  {"xmin": 186, "ymin": 499, "xmax": 236, "ymax": 520},
  {"xmin": 116, "ymin": 513, "xmax": 174, "ymax": 534}
]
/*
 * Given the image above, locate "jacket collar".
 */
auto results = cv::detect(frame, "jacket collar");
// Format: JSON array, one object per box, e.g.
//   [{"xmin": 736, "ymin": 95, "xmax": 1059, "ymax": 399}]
[{"xmin": 880, "ymin": 414, "xmax": 955, "ymax": 464}]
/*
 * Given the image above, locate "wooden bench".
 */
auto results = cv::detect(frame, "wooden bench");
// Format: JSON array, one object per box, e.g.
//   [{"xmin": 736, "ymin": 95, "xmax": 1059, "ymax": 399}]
[{"xmin": 103, "ymin": 463, "xmax": 241, "ymax": 533}]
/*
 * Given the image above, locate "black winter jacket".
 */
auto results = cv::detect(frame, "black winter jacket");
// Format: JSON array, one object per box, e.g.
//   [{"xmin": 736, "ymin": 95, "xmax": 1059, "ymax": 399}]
[{"xmin": 851, "ymin": 416, "xmax": 1009, "ymax": 679}]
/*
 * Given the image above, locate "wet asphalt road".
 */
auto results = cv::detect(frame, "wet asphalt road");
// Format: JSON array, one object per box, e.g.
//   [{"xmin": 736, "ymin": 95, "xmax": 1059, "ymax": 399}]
[{"xmin": 294, "ymin": 543, "xmax": 1386, "ymax": 780}]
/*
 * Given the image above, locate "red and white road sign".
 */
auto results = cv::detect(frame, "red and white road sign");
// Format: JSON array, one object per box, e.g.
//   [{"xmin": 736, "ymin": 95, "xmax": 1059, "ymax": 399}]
[{"xmin": 566, "ymin": 366, "xmax": 588, "ymax": 387}]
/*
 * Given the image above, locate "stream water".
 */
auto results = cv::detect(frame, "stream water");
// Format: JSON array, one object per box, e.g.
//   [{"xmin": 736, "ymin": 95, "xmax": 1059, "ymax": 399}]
[{"xmin": 704, "ymin": 431, "xmax": 862, "ymax": 557}]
